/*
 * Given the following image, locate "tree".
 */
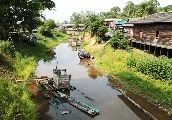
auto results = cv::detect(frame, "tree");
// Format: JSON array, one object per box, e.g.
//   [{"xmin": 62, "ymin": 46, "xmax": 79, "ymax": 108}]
[
  {"xmin": 163, "ymin": 5, "xmax": 172, "ymax": 12},
  {"xmin": 39, "ymin": 19, "xmax": 56, "ymax": 37},
  {"xmin": 110, "ymin": 30, "xmax": 130, "ymax": 49},
  {"xmin": 123, "ymin": 1, "xmax": 136, "ymax": 18},
  {"xmin": 122, "ymin": 0, "xmax": 160, "ymax": 18},
  {"xmin": 44, "ymin": 19, "xmax": 56, "ymax": 29},
  {"xmin": 87, "ymin": 15, "xmax": 108, "ymax": 41},
  {"xmin": 110, "ymin": 6, "xmax": 121, "ymax": 17},
  {"xmin": 70, "ymin": 12, "xmax": 82, "ymax": 28},
  {"xmin": 146, "ymin": 0, "xmax": 160, "ymax": 15},
  {"xmin": 0, "ymin": 0, "xmax": 55, "ymax": 40},
  {"xmin": 99, "ymin": 6, "xmax": 121, "ymax": 19}
]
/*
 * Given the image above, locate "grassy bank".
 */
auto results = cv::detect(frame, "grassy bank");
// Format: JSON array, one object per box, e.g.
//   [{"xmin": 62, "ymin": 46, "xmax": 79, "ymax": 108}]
[
  {"xmin": 83, "ymin": 37, "xmax": 172, "ymax": 110},
  {"xmin": 0, "ymin": 30, "xmax": 68, "ymax": 80},
  {"xmin": 0, "ymin": 77, "xmax": 36, "ymax": 120},
  {"xmin": 0, "ymin": 30, "xmax": 68, "ymax": 120}
]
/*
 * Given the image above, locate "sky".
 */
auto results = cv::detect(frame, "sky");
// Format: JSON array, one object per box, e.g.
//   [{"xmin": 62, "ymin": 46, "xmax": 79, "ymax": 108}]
[{"xmin": 43, "ymin": 0, "xmax": 172, "ymax": 23}]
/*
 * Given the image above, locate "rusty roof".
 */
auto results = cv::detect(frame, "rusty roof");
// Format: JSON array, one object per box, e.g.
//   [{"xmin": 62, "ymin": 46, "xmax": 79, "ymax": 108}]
[{"xmin": 127, "ymin": 12, "xmax": 172, "ymax": 24}]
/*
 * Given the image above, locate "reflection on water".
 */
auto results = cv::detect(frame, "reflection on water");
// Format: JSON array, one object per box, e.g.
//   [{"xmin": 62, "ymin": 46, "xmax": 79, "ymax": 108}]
[
  {"xmin": 33, "ymin": 43, "xmax": 151, "ymax": 120},
  {"xmin": 79, "ymin": 59, "xmax": 103, "ymax": 79}
]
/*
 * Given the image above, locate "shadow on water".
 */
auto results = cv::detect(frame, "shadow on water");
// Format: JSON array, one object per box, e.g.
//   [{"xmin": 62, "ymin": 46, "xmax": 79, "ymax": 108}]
[{"xmin": 118, "ymin": 95, "xmax": 153, "ymax": 120}]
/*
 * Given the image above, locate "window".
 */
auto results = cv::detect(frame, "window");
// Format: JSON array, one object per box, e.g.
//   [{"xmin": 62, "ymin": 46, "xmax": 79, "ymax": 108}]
[
  {"xmin": 156, "ymin": 31, "xmax": 160, "ymax": 39},
  {"xmin": 140, "ymin": 30, "xmax": 143, "ymax": 38}
]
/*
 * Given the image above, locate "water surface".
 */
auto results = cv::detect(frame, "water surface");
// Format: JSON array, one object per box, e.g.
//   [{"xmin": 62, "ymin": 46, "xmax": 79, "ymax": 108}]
[{"xmin": 35, "ymin": 43, "xmax": 150, "ymax": 120}]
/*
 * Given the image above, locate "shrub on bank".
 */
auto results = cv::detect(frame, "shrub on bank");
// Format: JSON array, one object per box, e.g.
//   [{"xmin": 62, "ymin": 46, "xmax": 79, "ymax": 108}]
[
  {"xmin": 84, "ymin": 41, "xmax": 172, "ymax": 106},
  {"xmin": 0, "ymin": 78, "xmax": 36, "ymax": 120},
  {"xmin": 0, "ymin": 40, "xmax": 15, "ymax": 55},
  {"xmin": 110, "ymin": 30, "xmax": 130, "ymax": 50},
  {"xmin": 38, "ymin": 19, "xmax": 56, "ymax": 37},
  {"xmin": 127, "ymin": 55, "xmax": 172, "ymax": 80}
]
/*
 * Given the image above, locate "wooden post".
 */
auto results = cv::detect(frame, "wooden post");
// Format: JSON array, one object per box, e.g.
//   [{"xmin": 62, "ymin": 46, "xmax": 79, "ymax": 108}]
[
  {"xmin": 167, "ymin": 49, "xmax": 169, "ymax": 57},
  {"xmin": 149, "ymin": 45, "xmax": 151, "ymax": 52},
  {"xmin": 160, "ymin": 47, "xmax": 162, "ymax": 56},
  {"xmin": 154, "ymin": 47, "xmax": 156, "ymax": 55}
]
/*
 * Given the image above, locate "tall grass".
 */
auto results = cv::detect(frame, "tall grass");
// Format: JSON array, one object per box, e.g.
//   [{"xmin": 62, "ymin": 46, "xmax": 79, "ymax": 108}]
[
  {"xmin": 84, "ymin": 43, "xmax": 172, "ymax": 107},
  {"xmin": 0, "ymin": 77, "xmax": 36, "ymax": 120},
  {"xmin": 127, "ymin": 55, "xmax": 172, "ymax": 80},
  {"xmin": 0, "ymin": 30, "xmax": 68, "ymax": 80}
]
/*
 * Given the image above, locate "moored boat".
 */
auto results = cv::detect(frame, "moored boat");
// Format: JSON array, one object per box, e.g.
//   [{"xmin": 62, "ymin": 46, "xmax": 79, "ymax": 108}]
[
  {"xmin": 55, "ymin": 91, "xmax": 100, "ymax": 117},
  {"xmin": 78, "ymin": 50, "xmax": 91, "ymax": 59}
]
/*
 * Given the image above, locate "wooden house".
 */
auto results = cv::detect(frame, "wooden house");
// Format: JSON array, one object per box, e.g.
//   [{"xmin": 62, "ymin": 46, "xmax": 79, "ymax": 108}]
[
  {"xmin": 105, "ymin": 18, "xmax": 127, "ymax": 30},
  {"xmin": 124, "ymin": 12, "xmax": 172, "ymax": 56}
]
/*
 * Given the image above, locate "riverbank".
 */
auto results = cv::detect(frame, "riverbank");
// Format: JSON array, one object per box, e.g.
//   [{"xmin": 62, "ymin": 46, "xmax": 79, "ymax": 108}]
[
  {"xmin": 0, "ymin": 30, "xmax": 68, "ymax": 80},
  {"xmin": 82, "ymin": 34, "xmax": 172, "ymax": 119},
  {"xmin": 0, "ymin": 30, "xmax": 68, "ymax": 120}
]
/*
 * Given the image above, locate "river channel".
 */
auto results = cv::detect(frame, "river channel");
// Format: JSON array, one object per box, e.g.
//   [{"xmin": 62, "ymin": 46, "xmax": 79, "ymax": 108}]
[{"xmin": 34, "ymin": 42, "xmax": 151, "ymax": 120}]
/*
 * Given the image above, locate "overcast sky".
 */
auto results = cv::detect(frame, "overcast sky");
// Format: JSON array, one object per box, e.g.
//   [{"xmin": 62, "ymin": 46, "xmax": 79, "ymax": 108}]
[{"xmin": 43, "ymin": 0, "xmax": 172, "ymax": 22}]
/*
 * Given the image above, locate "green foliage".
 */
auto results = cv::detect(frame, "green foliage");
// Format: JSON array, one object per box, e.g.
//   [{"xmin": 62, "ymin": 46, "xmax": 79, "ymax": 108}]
[
  {"xmin": 39, "ymin": 19, "xmax": 56, "ymax": 37},
  {"xmin": 100, "ymin": 6, "xmax": 121, "ymax": 18},
  {"xmin": 118, "ymin": 71, "xmax": 172, "ymax": 105},
  {"xmin": 122, "ymin": 0, "xmax": 160, "ymax": 18},
  {"xmin": 0, "ymin": 41, "xmax": 15, "ymax": 55},
  {"xmin": 127, "ymin": 55, "xmax": 172, "ymax": 80},
  {"xmin": 84, "ymin": 42, "xmax": 172, "ymax": 106},
  {"xmin": 44, "ymin": 19, "xmax": 56, "ymax": 29},
  {"xmin": 59, "ymin": 28, "xmax": 67, "ymax": 34},
  {"xmin": 87, "ymin": 15, "xmax": 108, "ymax": 40},
  {"xmin": 70, "ymin": 11, "xmax": 94, "ymax": 28},
  {"xmin": 161, "ymin": 5, "xmax": 172, "ymax": 12},
  {"xmin": 39, "ymin": 26, "xmax": 53, "ymax": 37},
  {"xmin": 0, "ymin": 0, "xmax": 55, "ymax": 40},
  {"xmin": 0, "ymin": 78, "xmax": 36, "ymax": 120},
  {"xmin": 110, "ymin": 31, "xmax": 130, "ymax": 49},
  {"xmin": 12, "ymin": 31, "xmax": 67, "ymax": 79},
  {"xmin": 0, "ymin": 30, "xmax": 67, "ymax": 80}
]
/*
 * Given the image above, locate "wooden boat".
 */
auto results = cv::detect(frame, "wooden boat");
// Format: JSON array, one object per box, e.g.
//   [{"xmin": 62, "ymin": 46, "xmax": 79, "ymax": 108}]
[
  {"xmin": 78, "ymin": 50, "xmax": 91, "ymax": 59},
  {"xmin": 55, "ymin": 91, "xmax": 100, "ymax": 117}
]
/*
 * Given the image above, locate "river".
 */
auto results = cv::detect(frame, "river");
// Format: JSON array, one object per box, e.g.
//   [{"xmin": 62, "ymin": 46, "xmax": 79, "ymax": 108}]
[{"xmin": 34, "ymin": 42, "xmax": 151, "ymax": 120}]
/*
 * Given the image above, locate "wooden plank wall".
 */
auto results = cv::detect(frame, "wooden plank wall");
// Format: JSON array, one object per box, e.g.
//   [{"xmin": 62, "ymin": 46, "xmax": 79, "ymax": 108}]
[{"xmin": 132, "ymin": 24, "xmax": 172, "ymax": 44}]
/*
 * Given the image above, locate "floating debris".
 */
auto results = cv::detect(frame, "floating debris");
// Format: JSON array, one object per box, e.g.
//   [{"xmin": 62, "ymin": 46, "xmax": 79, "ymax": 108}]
[
  {"xmin": 78, "ymin": 50, "xmax": 91, "ymax": 59},
  {"xmin": 60, "ymin": 110, "xmax": 70, "ymax": 115}
]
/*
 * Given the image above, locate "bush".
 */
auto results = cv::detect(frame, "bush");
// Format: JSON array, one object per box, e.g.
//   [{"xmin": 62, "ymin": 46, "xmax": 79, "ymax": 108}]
[
  {"xmin": 110, "ymin": 30, "xmax": 130, "ymax": 50},
  {"xmin": 59, "ymin": 28, "xmax": 67, "ymax": 34},
  {"xmin": 88, "ymin": 16, "xmax": 108, "ymax": 41},
  {"xmin": 39, "ymin": 26, "xmax": 53, "ymax": 37},
  {"xmin": 0, "ymin": 78, "xmax": 36, "ymax": 120},
  {"xmin": 0, "ymin": 40, "xmax": 15, "ymax": 55},
  {"xmin": 127, "ymin": 55, "xmax": 172, "ymax": 80},
  {"xmin": 38, "ymin": 19, "xmax": 56, "ymax": 37},
  {"xmin": 52, "ymin": 30, "xmax": 64, "ymax": 37}
]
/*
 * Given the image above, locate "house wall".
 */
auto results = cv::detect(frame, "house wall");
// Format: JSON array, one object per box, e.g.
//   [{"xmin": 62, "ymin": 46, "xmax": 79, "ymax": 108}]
[
  {"xmin": 132, "ymin": 24, "xmax": 172, "ymax": 44},
  {"xmin": 124, "ymin": 27, "xmax": 134, "ymax": 38}
]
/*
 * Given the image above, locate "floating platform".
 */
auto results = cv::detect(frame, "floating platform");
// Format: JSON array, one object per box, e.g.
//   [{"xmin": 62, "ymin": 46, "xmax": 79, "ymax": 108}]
[
  {"xmin": 53, "ymin": 68, "xmax": 71, "ymax": 89},
  {"xmin": 55, "ymin": 91, "xmax": 100, "ymax": 117}
]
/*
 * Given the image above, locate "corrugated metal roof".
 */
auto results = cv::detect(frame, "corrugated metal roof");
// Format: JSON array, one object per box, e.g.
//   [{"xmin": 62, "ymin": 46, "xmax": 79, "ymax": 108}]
[{"xmin": 127, "ymin": 12, "xmax": 172, "ymax": 24}]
